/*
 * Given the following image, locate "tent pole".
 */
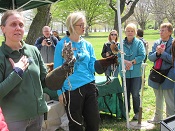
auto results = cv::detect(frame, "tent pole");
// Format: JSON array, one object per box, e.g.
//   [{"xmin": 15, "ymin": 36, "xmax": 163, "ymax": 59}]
[
  {"xmin": 12, "ymin": 0, "xmax": 15, "ymax": 9},
  {"xmin": 116, "ymin": 0, "xmax": 130, "ymax": 129}
]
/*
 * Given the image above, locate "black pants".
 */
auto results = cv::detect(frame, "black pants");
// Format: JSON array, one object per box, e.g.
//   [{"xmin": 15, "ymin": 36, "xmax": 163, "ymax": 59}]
[{"xmin": 64, "ymin": 81, "xmax": 100, "ymax": 131}]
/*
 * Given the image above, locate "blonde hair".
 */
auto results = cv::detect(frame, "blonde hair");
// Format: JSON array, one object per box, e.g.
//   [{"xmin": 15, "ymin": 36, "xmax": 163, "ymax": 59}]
[
  {"xmin": 160, "ymin": 23, "xmax": 173, "ymax": 34},
  {"xmin": 66, "ymin": 12, "xmax": 86, "ymax": 35},
  {"xmin": 125, "ymin": 23, "xmax": 137, "ymax": 34},
  {"xmin": 108, "ymin": 30, "xmax": 118, "ymax": 42}
]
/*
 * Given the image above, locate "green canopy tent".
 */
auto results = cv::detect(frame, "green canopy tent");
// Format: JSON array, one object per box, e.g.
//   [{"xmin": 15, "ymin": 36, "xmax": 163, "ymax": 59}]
[{"xmin": 0, "ymin": 0, "xmax": 58, "ymax": 12}]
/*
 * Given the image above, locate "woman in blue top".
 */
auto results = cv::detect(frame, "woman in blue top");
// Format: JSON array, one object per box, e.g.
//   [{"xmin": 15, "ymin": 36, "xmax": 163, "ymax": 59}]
[
  {"xmin": 118, "ymin": 23, "xmax": 145, "ymax": 120},
  {"xmin": 54, "ymin": 12, "xmax": 100, "ymax": 131}
]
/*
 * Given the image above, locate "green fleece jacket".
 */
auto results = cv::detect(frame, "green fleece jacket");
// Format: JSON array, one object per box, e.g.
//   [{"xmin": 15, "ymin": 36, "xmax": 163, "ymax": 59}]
[{"xmin": 0, "ymin": 41, "xmax": 48, "ymax": 122}]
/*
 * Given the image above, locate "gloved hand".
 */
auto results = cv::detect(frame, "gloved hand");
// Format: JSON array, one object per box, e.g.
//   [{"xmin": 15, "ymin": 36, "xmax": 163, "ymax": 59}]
[
  {"xmin": 46, "ymin": 63, "xmax": 54, "ymax": 73},
  {"xmin": 45, "ymin": 41, "xmax": 76, "ymax": 90},
  {"xmin": 110, "ymin": 41, "xmax": 118, "ymax": 54},
  {"xmin": 94, "ymin": 55, "xmax": 118, "ymax": 74},
  {"xmin": 45, "ymin": 61, "xmax": 75, "ymax": 90}
]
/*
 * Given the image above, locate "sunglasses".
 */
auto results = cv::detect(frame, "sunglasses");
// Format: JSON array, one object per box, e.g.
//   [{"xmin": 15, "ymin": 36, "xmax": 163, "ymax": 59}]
[{"xmin": 110, "ymin": 34, "xmax": 117, "ymax": 36}]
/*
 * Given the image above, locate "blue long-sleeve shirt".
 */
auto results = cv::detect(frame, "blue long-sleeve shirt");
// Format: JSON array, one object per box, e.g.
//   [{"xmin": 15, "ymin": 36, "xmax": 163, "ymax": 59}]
[{"xmin": 54, "ymin": 36, "xmax": 96, "ymax": 96}]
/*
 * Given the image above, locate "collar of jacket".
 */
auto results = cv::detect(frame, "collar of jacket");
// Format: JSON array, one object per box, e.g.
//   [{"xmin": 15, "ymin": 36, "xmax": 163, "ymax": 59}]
[
  {"xmin": 123, "ymin": 37, "xmax": 135, "ymax": 45},
  {"xmin": 1, "ymin": 40, "xmax": 26, "ymax": 59}
]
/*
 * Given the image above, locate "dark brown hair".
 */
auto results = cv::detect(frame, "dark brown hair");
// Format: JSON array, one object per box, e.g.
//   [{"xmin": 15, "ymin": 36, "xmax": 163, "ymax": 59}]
[
  {"xmin": 137, "ymin": 29, "xmax": 144, "ymax": 37},
  {"xmin": 1, "ymin": 10, "xmax": 23, "ymax": 26},
  {"xmin": 108, "ymin": 30, "xmax": 118, "ymax": 42}
]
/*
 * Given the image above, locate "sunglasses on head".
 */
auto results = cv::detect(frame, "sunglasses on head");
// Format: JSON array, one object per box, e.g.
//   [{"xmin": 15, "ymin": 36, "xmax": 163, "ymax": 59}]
[{"xmin": 110, "ymin": 34, "xmax": 117, "ymax": 36}]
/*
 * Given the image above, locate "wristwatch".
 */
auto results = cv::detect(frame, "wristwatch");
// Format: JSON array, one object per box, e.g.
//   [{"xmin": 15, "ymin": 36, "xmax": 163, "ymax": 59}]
[{"xmin": 132, "ymin": 60, "xmax": 135, "ymax": 64}]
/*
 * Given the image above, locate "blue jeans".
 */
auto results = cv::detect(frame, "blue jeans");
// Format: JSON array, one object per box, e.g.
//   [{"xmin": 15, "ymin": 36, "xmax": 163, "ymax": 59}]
[
  {"xmin": 7, "ymin": 115, "xmax": 44, "ymax": 131},
  {"xmin": 125, "ymin": 77, "xmax": 141, "ymax": 114}
]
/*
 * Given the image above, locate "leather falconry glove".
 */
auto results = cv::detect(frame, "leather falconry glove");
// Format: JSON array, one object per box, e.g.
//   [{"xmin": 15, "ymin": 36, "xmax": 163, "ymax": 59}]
[
  {"xmin": 94, "ymin": 55, "xmax": 118, "ymax": 74},
  {"xmin": 110, "ymin": 40, "xmax": 119, "ymax": 55},
  {"xmin": 45, "ymin": 62, "xmax": 54, "ymax": 73},
  {"xmin": 45, "ymin": 41, "xmax": 76, "ymax": 90}
]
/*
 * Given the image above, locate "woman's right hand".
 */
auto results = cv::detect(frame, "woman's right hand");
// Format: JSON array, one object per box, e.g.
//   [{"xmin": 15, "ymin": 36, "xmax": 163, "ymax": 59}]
[
  {"xmin": 59, "ymin": 93, "xmax": 66, "ymax": 105},
  {"xmin": 156, "ymin": 44, "xmax": 165, "ymax": 55},
  {"xmin": 59, "ymin": 94, "xmax": 64, "ymax": 104},
  {"xmin": 9, "ymin": 55, "xmax": 29, "ymax": 71},
  {"xmin": 124, "ymin": 60, "xmax": 133, "ymax": 70}
]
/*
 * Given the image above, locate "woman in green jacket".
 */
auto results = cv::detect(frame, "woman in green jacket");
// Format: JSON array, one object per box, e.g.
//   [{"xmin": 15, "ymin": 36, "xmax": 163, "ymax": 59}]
[{"xmin": 0, "ymin": 10, "xmax": 48, "ymax": 131}]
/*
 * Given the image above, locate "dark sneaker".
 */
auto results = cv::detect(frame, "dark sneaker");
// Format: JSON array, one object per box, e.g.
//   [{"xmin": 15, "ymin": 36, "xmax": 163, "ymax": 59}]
[
  {"xmin": 147, "ymin": 118, "xmax": 160, "ymax": 124},
  {"xmin": 133, "ymin": 113, "xmax": 139, "ymax": 120}
]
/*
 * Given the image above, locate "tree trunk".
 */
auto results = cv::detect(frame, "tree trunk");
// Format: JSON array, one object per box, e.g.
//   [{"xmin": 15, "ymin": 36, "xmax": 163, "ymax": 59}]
[
  {"xmin": 140, "ymin": 22, "xmax": 146, "ymax": 30},
  {"xmin": 85, "ymin": 26, "xmax": 89, "ymax": 36},
  {"xmin": 25, "ymin": 5, "xmax": 52, "ymax": 45},
  {"xmin": 114, "ymin": 12, "xmax": 119, "ymax": 32},
  {"xmin": 109, "ymin": 0, "xmax": 139, "ymax": 31},
  {"xmin": 154, "ymin": 21, "xmax": 158, "ymax": 30}
]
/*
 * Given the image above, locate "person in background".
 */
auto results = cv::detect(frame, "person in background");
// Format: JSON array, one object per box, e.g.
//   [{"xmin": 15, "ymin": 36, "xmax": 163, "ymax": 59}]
[
  {"xmin": 101, "ymin": 30, "xmax": 119, "ymax": 77},
  {"xmin": 52, "ymin": 30, "xmax": 61, "ymax": 41},
  {"xmin": 0, "ymin": 10, "xmax": 48, "ymax": 131},
  {"xmin": 118, "ymin": 23, "xmax": 145, "ymax": 120},
  {"xmin": 66, "ymin": 30, "xmax": 70, "ymax": 37},
  {"xmin": 35, "ymin": 26, "xmax": 58, "ymax": 63},
  {"xmin": 136, "ymin": 29, "xmax": 148, "ymax": 63},
  {"xmin": 54, "ymin": 12, "xmax": 100, "ymax": 131},
  {"xmin": 0, "ymin": 108, "xmax": 9, "ymax": 131},
  {"xmin": 35, "ymin": 26, "xmax": 58, "ymax": 101},
  {"xmin": 147, "ymin": 23, "xmax": 174, "ymax": 123}
]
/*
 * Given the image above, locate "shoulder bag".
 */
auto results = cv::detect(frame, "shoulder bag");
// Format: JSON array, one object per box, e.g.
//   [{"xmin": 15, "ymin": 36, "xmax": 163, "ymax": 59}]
[{"xmin": 149, "ymin": 66, "xmax": 172, "ymax": 84}]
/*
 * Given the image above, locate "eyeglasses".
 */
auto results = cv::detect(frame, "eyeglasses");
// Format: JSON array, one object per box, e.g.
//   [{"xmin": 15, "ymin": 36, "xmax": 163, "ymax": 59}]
[
  {"xmin": 159, "ymin": 29, "xmax": 168, "ymax": 33},
  {"xmin": 110, "ymin": 34, "xmax": 117, "ymax": 36},
  {"xmin": 75, "ymin": 24, "xmax": 85, "ymax": 28}
]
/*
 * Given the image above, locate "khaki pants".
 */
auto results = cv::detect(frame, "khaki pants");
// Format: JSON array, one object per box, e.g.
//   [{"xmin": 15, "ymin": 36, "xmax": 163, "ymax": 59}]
[{"xmin": 153, "ymin": 88, "xmax": 174, "ymax": 120}]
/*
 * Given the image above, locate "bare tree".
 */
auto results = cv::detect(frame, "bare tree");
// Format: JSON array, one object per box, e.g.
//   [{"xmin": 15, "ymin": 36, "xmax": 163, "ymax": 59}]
[
  {"xmin": 26, "ymin": 5, "xmax": 52, "ymax": 45},
  {"xmin": 133, "ymin": 0, "xmax": 150, "ymax": 30},
  {"xmin": 109, "ymin": 0, "xmax": 139, "ymax": 31},
  {"xmin": 149, "ymin": 0, "xmax": 166, "ymax": 29},
  {"xmin": 165, "ymin": 0, "xmax": 175, "ymax": 26}
]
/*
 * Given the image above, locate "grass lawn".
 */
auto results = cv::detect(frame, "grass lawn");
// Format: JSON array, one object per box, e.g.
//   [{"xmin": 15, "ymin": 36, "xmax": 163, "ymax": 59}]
[{"xmin": 0, "ymin": 30, "xmax": 166, "ymax": 130}]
